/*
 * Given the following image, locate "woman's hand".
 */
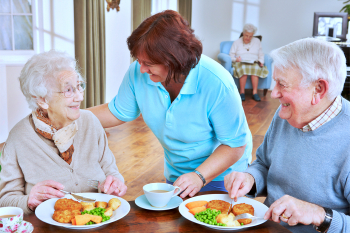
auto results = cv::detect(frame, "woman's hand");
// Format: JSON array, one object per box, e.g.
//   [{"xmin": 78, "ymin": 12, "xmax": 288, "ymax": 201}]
[
  {"xmin": 259, "ymin": 62, "xmax": 264, "ymax": 67},
  {"xmin": 173, "ymin": 172, "xmax": 203, "ymax": 198},
  {"xmin": 28, "ymin": 180, "xmax": 65, "ymax": 211},
  {"xmin": 99, "ymin": 175, "xmax": 127, "ymax": 196},
  {"xmin": 264, "ymin": 195, "xmax": 325, "ymax": 227},
  {"xmin": 224, "ymin": 172, "xmax": 254, "ymax": 200},
  {"xmin": 236, "ymin": 56, "xmax": 242, "ymax": 62}
]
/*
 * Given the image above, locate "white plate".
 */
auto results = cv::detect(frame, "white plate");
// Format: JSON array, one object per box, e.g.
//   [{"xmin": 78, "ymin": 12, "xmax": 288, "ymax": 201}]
[
  {"xmin": 135, "ymin": 194, "xmax": 183, "ymax": 211},
  {"xmin": 179, "ymin": 194, "xmax": 268, "ymax": 231},
  {"xmin": 35, "ymin": 193, "xmax": 130, "ymax": 230}
]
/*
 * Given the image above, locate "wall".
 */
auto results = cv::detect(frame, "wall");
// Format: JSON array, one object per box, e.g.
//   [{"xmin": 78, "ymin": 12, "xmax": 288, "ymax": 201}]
[
  {"xmin": 0, "ymin": 0, "xmax": 75, "ymax": 142},
  {"xmin": 105, "ymin": 0, "xmax": 132, "ymax": 102},
  {"xmin": 192, "ymin": 0, "xmax": 344, "ymax": 89},
  {"xmin": 192, "ymin": 0, "xmax": 344, "ymax": 58}
]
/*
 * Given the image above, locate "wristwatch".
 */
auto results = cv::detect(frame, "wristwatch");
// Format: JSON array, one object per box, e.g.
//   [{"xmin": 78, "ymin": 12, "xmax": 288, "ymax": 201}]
[
  {"xmin": 313, "ymin": 207, "xmax": 333, "ymax": 233},
  {"xmin": 194, "ymin": 170, "xmax": 206, "ymax": 187}
]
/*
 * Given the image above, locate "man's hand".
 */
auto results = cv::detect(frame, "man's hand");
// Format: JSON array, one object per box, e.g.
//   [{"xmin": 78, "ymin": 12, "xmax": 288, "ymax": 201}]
[
  {"xmin": 173, "ymin": 172, "xmax": 203, "ymax": 198},
  {"xmin": 259, "ymin": 62, "xmax": 264, "ymax": 67},
  {"xmin": 264, "ymin": 195, "xmax": 325, "ymax": 227},
  {"xmin": 28, "ymin": 180, "xmax": 65, "ymax": 211},
  {"xmin": 224, "ymin": 172, "xmax": 255, "ymax": 200},
  {"xmin": 99, "ymin": 175, "xmax": 127, "ymax": 196}
]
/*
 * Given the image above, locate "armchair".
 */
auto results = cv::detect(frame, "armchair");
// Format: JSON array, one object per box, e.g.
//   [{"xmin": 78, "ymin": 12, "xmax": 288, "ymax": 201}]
[{"xmin": 217, "ymin": 41, "xmax": 273, "ymax": 95}]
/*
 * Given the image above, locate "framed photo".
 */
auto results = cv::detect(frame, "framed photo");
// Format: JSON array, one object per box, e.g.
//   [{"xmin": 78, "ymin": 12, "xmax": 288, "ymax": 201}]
[{"xmin": 312, "ymin": 12, "xmax": 348, "ymax": 41}]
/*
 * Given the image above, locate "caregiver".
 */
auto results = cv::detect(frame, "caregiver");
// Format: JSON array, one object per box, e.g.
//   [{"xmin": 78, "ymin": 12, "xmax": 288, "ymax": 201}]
[{"xmin": 89, "ymin": 10, "xmax": 252, "ymax": 198}]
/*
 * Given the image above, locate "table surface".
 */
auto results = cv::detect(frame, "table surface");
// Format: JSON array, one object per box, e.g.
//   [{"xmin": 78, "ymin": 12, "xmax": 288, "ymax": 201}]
[{"xmin": 24, "ymin": 191, "xmax": 291, "ymax": 233}]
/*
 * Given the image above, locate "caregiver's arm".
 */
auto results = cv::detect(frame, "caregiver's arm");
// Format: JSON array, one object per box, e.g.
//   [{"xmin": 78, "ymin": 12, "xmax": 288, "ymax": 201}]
[
  {"xmin": 174, "ymin": 144, "xmax": 246, "ymax": 198},
  {"xmin": 88, "ymin": 103, "xmax": 125, "ymax": 128}
]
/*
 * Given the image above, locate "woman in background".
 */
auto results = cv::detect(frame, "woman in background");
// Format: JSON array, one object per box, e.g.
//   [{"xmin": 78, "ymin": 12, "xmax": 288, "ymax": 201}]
[{"xmin": 229, "ymin": 23, "xmax": 268, "ymax": 101}]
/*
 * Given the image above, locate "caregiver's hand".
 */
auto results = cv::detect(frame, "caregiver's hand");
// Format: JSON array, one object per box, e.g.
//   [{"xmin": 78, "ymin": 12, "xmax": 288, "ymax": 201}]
[
  {"xmin": 28, "ymin": 180, "xmax": 65, "ymax": 211},
  {"xmin": 173, "ymin": 172, "xmax": 203, "ymax": 198},
  {"xmin": 224, "ymin": 172, "xmax": 254, "ymax": 200},
  {"xmin": 264, "ymin": 195, "xmax": 325, "ymax": 227},
  {"xmin": 99, "ymin": 175, "xmax": 127, "ymax": 196}
]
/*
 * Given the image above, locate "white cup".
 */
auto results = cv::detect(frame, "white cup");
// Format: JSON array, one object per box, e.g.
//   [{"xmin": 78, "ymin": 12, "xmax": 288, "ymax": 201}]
[
  {"xmin": 0, "ymin": 207, "xmax": 23, "ymax": 232},
  {"xmin": 143, "ymin": 183, "xmax": 181, "ymax": 207}
]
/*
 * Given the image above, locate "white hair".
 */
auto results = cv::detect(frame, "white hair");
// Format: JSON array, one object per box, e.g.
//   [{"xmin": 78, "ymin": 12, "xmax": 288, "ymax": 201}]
[
  {"xmin": 270, "ymin": 38, "xmax": 346, "ymax": 100},
  {"xmin": 19, "ymin": 50, "xmax": 84, "ymax": 111},
  {"xmin": 243, "ymin": 24, "xmax": 257, "ymax": 35}
]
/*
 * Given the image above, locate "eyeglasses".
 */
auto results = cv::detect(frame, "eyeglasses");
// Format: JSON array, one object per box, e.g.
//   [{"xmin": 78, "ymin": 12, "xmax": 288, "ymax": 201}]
[{"xmin": 57, "ymin": 82, "xmax": 86, "ymax": 98}]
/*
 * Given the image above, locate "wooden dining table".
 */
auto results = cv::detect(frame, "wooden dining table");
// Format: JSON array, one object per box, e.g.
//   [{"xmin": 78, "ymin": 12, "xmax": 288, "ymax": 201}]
[{"xmin": 24, "ymin": 191, "xmax": 291, "ymax": 232}]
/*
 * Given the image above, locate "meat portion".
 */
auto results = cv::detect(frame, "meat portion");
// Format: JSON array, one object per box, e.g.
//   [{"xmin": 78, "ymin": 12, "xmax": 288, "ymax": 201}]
[
  {"xmin": 207, "ymin": 200, "xmax": 230, "ymax": 214},
  {"xmin": 52, "ymin": 209, "xmax": 81, "ymax": 223},
  {"xmin": 54, "ymin": 198, "xmax": 82, "ymax": 211},
  {"xmin": 232, "ymin": 203, "xmax": 254, "ymax": 225}
]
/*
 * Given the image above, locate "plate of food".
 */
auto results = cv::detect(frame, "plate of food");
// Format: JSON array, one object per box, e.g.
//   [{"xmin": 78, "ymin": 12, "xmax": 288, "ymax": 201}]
[
  {"xmin": 179, "ymin": 194, "xmax": 268, "ymax": 231},
  {"xmin": 35, "ymin": 193, "xmax": 130, "ymax": 229}
]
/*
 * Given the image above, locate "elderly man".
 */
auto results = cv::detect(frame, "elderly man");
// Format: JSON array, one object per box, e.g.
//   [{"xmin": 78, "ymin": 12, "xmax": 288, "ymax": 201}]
[{"xmin": 224, "ymin": 38, "xmax": 350, "ymax": 233}]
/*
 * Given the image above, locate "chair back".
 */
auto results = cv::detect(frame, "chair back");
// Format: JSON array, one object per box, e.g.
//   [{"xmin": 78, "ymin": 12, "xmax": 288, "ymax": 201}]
[
  {"xmin": 239, "ymin": 32, "xmax": 262, "ymax": 41},
  {"xmin": 220, "ymin": 41, "xmax": 234, "ymax": 54}
]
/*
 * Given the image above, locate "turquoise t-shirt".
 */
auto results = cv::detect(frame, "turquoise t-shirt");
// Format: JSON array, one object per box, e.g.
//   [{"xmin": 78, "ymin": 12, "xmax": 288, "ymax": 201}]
[{"xmin": 108, "ymin": 55, "xmax": 252, "ymax": 182}]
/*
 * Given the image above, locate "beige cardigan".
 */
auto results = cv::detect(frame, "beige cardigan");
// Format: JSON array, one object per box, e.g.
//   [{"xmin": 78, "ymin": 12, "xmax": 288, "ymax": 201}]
[
  {"xmin": 229, "ymin": 37, "xmax": 264, "ymax": 64},
  {"xmin": 0, "ymin": 110, "xmax": 124, "ymax": 214}
]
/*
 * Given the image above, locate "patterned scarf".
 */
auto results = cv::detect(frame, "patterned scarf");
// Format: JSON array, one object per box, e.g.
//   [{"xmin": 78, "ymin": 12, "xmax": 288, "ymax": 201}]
[{"xmin": 32, "ymin": 109, "xmax": 78, "ymax": 164}]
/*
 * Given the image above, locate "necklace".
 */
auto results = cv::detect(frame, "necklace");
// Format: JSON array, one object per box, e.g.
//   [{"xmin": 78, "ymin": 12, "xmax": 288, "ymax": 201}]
[{"xmin": 243, "ymin": 41, "xmax": 251, "ymax": 51}]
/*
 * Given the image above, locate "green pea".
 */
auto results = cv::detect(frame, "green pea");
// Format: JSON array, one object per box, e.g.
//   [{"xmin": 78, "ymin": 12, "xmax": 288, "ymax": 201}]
[{"xmin": 241, "ymin": 222, "xmax": 244, "ymax": 226}]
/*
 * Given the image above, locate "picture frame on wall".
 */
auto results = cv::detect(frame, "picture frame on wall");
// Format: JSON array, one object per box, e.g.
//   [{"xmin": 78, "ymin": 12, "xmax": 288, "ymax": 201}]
[{"xmin": 312, "ymin": 12, "xmax": 348, "ymax": 41}]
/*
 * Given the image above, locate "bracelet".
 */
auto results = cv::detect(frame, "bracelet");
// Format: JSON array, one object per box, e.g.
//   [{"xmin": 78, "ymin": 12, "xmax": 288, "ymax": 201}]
[
  {"xmin": 313, "ymin": 207, "xmax": 333, "ymax": 233},
  {"xmin": 194, "ymin": 170, "xmax": 206, "ymax": 187}
]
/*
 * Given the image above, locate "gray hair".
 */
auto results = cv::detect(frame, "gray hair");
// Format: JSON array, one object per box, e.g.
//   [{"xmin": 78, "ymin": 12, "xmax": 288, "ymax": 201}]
[
  {"xmin": 270, "ymin": 38, "xmax": 346, "ymax": 100},
  {"xmin": 243, "ymin": 24, "xmax": 257, "ymax": 35},
  {"xmin": 19, "ymin": 50, "xmax": 83, "ymax": 111}
]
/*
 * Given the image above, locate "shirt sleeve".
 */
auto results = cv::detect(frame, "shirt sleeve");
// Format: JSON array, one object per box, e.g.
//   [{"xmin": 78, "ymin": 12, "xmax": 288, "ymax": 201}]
[
  {"xmin": 208, "ymin": 83, "xmax": 250, "ymax": 148},
  {"xmin": 244, "ymin": 113, "xmax": 277, "ymax": 197},
  {"xmin": 229, "ymin": 40, "xmax": 239, "ymax": 62},
  {"xmin": 0, "ymin": 144, "xmax": 33, "ymax": 214},
  {"xmin": 327, "ymin": 164, "xmax": 350, "ymax": 232},
  {"xmin": 108, "ymin": 62, "xmax": 141, "ymax": 122},
  {"xmin": 93, "ymin": 115, "xmax": 124, "ymax": 183}
]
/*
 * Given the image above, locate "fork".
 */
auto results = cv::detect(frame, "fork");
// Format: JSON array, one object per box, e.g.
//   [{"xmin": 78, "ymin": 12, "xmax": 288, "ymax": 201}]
[
  {"xmin": 87, "ymin": 179, "xmax": 101, "ymax": 193},
  {"xmin": 234, "ymin": 213, "xmax": 289, "ymax": 221}
]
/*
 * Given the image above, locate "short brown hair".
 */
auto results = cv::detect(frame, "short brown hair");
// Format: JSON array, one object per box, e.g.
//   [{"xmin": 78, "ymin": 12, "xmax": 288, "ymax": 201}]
[{"xmin": 127, "ymin": 10, "xmax": 202, "ymax": 85}]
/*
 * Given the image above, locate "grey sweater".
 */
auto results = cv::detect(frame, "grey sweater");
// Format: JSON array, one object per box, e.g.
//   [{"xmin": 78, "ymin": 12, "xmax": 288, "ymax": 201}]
[
  {"xmin": 0, "ymin": 110, "xmax": 124, "ymax": 214},
  {"xmin": 246, "ymin": 97, "xmax": 350, "ymax": 233}
]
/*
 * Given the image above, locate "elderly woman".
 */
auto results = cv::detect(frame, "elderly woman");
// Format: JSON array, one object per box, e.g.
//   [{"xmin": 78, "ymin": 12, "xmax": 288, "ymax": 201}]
[
  {"xmin": 0, "ymin": 50, "xmax": 127, "ymax": 214},
  {"xmin": 90, "ymin": 10, "xmax": 252, "ymax": 198},
  {"xmin": 229, "ymin": 23, "xmax": 268, "ymax": 101},
  {"xmin": 224, "ymin": 38, "xmax": 350, "ymax": 233}
]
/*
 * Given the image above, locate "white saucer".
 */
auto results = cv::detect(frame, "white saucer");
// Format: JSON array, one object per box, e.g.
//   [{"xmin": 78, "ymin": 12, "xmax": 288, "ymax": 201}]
[
  {"xmin": 0, "ymin": 220, "xmax": 33, "ymax": 233},
  {"xmin": 135, "ymin": 194, "xmax": 183, "ymax": 211}
]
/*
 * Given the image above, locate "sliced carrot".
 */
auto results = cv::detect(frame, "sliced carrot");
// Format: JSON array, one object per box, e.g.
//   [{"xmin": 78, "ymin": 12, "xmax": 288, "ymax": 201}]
[
  {"xmin": 71, "ymin": 218, "xmax": 76, "ymax": 225},
  {"xmin": 189, "ymin": 206, "xmax": 206, "ymax": 215},
  {"xmin": 89, "ymin": 214, "xmax": 102, "ymax": 224},
  {"xmin": 74, "ymin": 215, "xmax": 92, "ymax": 225},
  {"xmin": 185, "ymin": 201, "xmax": 208, "ymax": 210}
]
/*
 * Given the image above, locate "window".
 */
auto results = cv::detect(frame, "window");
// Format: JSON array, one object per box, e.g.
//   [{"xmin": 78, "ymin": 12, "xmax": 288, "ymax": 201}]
[
  {"xmin": 151, "ymin": 0, "xmax": 177, "ymax": 15},
  {"xmin": 0, "ymin": 0, "xmax": 34, "ymax": 51}
]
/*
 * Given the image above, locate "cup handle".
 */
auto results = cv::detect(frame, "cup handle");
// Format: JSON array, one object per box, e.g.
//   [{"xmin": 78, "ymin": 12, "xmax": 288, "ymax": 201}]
[{"xmin": 172, "ymin": 186, "xmax": 182, "ymax": 197}]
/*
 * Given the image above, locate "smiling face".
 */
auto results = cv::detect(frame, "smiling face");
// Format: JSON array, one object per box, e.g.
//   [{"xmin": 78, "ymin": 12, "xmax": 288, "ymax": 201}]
[
  {"xmin": 242, "ymin": 31, "xmax": 254, "ymax": 44},
  {"xmin": 137, "ymin": 53, "xmax": 169, "ymax": 83},
  {"xmin": 43, "ymin": 70, "xmax": 84, "ymax": 129},
  {"xmin": 271, "ymin": 67, "xmax": 316, "ymax": 128}
]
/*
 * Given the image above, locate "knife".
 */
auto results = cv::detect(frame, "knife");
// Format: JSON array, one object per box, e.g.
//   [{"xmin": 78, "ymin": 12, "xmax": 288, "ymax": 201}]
[{"xmin": 60, "ymin": 190, "xmax": 96, "ymax": 202}]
